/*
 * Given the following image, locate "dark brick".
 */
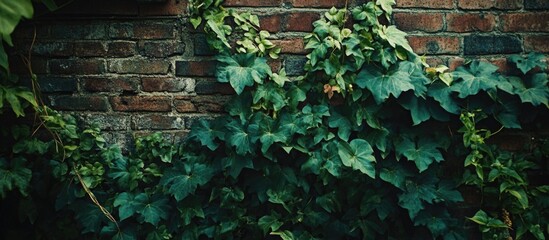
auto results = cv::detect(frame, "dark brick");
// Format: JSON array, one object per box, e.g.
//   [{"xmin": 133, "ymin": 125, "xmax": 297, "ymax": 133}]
[
  {"xmin": 142, "ymin": 77, "xmax": 189, "ymax": 92},
  {"xmin": 175, "ymin": 60, "xmax": 216, "ymax": 77},
  {"xmin": 8, "ymin": 57, "xmax": 47, "ymax": 75},
  {"xmin": 395, "ymin": 0, "xmax": 454, "ymax": 9},
  {"xmin": 525, "ymin": 0, "xmax": 549, "ymax": 10},
  {"xmin": 32, "ymin": 42, "xmax": 73, "ymax": 57},
  {"xmin": 132, "ymin": 114, "xmax": 185, "ymax": 130},
  {"xmin": 107, "ymin": 41, "xmax": 137, "ymax": 57},
  {"xmin": 138, "ymin": 0, "xmax": 187, "ymax": 16},
  {"xmin": 190, "ymin": 95, "xmax": 230, "ymax": 113},
  {"xmin": 109, "ymin": 21, "xmax": 176, "ymax": 40},
  {"xmin": 458, "ymin": 0, "xmax": 494, "ymax": 9},
  {"xmin": 525, "ymin": 35, "xmax": 549, "ymax": 53},
  {"xmin": 81, "ymin": 77, "xmax": 139, "ymax": 93},
  {"xmin": 174, "ymin": 96, "xmax": 197, "ymax": 113},
  {"xmin": 108, "ymin": 59, "xmax": 170, "ymax": 74},
  {"xmin": 464, "ymin": 35, "xmax": 522, "ymax": 55},
  {"xmin": 49, "ymin": 59, "xmax": 106, "ymax": 74},
  {"xmin": 138, "ymin": 41, "xmax": 185, "ymax": 57},
  {"xmin": 193, "ymin": 34, "xmax": 216, "ymax": 56},
  {"xmin": 39, "ymin": 77, "xmax": 78, "ymax": 93},
  {"xmin": 194, "ymin": 79, "xmax": 234, "ymax": 95},
  {"xmin": 77, "ymin": 113, "xmax": 131, "ymax": 131},
  {"xmin": 224, "ymin": 0, "xmax": 282, "ymax": 7},
  {"xmin": 292, "ymin": 0, "xmax": 346, "ymax": 7},
  {"xmin": 50, "ymin": 23, "xmax": 107, "ymax": 40},
  {"xmin": 110, "ymin": 96, "xmax": 172, "ymax": 112},
  {"xmin": 73, "ymin": 42, "xmax": 107, "ymax": 57},
  {"xmin": 50, "ymin": 96, "xmax": 109, "ymax": 111},
  {"xmin": 260, "ymin": 14, "xmax": 283, "ymax": 33},
  {"xmin": 52, "ymin": 0, "xmax": 139, "ymax": 16},
  {"xmin": 284, "ymin": 56, "xmax": 307, "ymax": 76},
  {"xmin": 271, "ymin": 38, "xmax": 307, "ymax": 54},
  {"xmin": 495, "ymin": 0, "xmax": 522, "ymax": 9}
]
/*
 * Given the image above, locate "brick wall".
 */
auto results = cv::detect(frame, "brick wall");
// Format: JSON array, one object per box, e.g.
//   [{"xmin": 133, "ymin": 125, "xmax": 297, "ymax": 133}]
[{"xmin": 10, "ymin": 0, "xmax": 549, "ymax": 146}]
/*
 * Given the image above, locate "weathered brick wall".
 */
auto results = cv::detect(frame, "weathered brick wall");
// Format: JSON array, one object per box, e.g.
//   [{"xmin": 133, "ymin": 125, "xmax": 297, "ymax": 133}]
[{"xmin": 9, "ymin": 0, "xmax": 549, "ymax": 146}]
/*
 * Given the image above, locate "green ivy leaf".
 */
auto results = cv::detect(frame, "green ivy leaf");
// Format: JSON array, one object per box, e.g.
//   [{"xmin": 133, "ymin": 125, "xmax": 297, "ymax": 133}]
[
  {"xmin": 337, "ymin": 139, "xmax": 376, "ymax": 178},
  {"xmin": 258, "ymin": 214, "xmax": 283, "ymax": 235},
  {"xmin": 0, "ymin": 157, "xmax": 32, "ymax": 198},
  {"xmin": 428, "ymin": 81, "xmax": 460, "ymax": 114},
  {"xmin": 396, "ymin": 137, "xmax": 444, "ymax": 172},
  {"xmin": 114, "ymin": 192, "xmax": 145, "ymax": 221},
  {"xmin": 226, "ymin": 120, "xmax": 257, "ymax": 155},
  {"xmin": 160, "ymin": 163, "xmax": 214, "ymax": 201},
  {"xmin": 398, "ymin": 180, "xmax": 437, "ymax": 219},
  {"xmin": 376, "ymin": 0, "xmax": 395, "ymax": 16},
  {"xmin": 187, "ymin": 118, "xmax": 225, "ymax": 151},
  {"xmin": 108, "ymin": 158, "xmax": 144, "ymax": 191},
  {"xmin": 378, "ymin": 25, "xmax": 413, "ymax": 53},
  {"xmin": 139, "ymin": 195, "xmax": 171, "ymax": 226},
  {"xmin": 451, "ymin": 61, "xmax": 499, "ymax": 98},
  {"xmin": 379, "ymin": 164, "xmax": 412, "ymax": 190},
  {"xmin": 328, "ymin": 110, "xmax": 352, "ymax": 141},
  {"xmin": 356, "ymin": 65, "xmax": 415, "ymax": 104},
  {"xmin": 0, "ymin": 0, "xmax": 33, "ymax": 37},
  {"xmin": 216, "ymin": 53, "xmax": 272, "ymax": 94},
  {"xmin": 509, "ymin": 52, "xmax": 547, "ymax": 74},
  {"xmin": 508, "ymin": 73, "xmax": 549, "ymax": 106},
  {"xmin": 74, "ymin": 202, "xmax": 106, "ymax": 234}
]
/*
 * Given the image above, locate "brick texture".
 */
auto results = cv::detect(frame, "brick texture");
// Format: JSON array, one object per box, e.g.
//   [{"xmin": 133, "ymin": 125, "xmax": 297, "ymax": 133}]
[{"xmin": 9, "ymin": 0, "xmax": 549, "ymax": 138}]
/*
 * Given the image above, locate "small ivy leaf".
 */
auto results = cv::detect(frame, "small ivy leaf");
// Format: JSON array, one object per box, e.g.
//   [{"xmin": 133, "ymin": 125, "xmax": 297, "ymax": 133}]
[
  {"xmin": 436, "ymin": 181, "xmax": 464, "ymax": 203},
  {"xmin": 376, "ymin": 0, "xmax": 395, "ymax": 16},
  {"xmin": 398, "ymin": 180, "xmax": 438, "ymax": 219},
  {"xmin": 0, "ymin": 157, "xmax": 32, "ymax": 198},
  {"xmin": 396, "ymin": 137, "xmax": 444, "ymax": 172},
  {"xmin": 509, "ymin": 52, "xmax": 547, "ymax": 74},
  {"xmin": 379, "ymin": 165, "xmax": 411, "ymax": 190},
  {"xmin": 451, "ymin": 61, "xmax": 499, "ymax": 98},
  {"xmin": 337, "ymin": 139, "xmax": 376, "ymax": 178},
  {"xmin": 221, "ymin": 154, "xmax": 254, "ymax": 178},
  {"xmin": 356, "ymin": 65, "xmax": 415, "ymax": 104},
  {"xmin": 254, "ymin": 83, "xmax": 287, "ymax": 111},
  {"xmin": 113, "ymin": 192, "xmax": 144, "ymax": 221},
  {"xmin": 272, "ymin": 68, "xmax": 289, "ymax": 87},
  {"xmin": 509, "ymin": 73, "xmax": 549, "ymax": 107},
  {"xmin": 506, "ymin": 188, "xmax": 529, "ymax": 209},
  {"xmin": 258, "ymin": 215, "xmax": 283, "ymax": 235},
  {"xmin": 216, "ymin": 53, "xmax": 272, "ymax": 95},
  {"xmin": 414, "ymin": 209, "xmax": 451, "ymax": 237},
  {"xmin": 328, "ymin": 110, "xmax": 352, "ymax": 141},
  {"xmin": 399, "ymin": 61, "xmax": 430, "ymax": 97},
  {"xmin": 159, "ymin": 163, "xmax": 214, "ymax": 201},
  {"xmin": 139, "ymin": 195, "xmax": 171, "ymax": 226},
  {"xmin": 226, "ymin": 120, "xmax": 257, "ymax": 155},
  {"xmin": 206, "ymin": 19, "xmax": 231, "ymax": 49},
  {"xmin": 378, "ymin": 25, "xmax": 413, "ymax": 53}
]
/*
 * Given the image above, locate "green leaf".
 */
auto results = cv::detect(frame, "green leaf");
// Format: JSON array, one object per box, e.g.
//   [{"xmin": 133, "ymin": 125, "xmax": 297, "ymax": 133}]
[
  {"xmin": 337, "ymin": 139, "xmax": 376, "ymax": 178},
  {"xmin": 396, "ymin": 137, "xmax": 444, "ymax": 172},
  {"xmin": 108, "ymin": 158, "xmax": 143, "ymax": 191},
  {"xmin": 0, "ymin": 0, "xmax": 33, "ymax": 37},
  {"xmin": 187, "ymin": 118, "xmax": 224, "ymax": 151},
  {"xmin": 509, "ymin": 52, "xmax": 547, "ymax": 74},
  {"xmin": 506, "ymin": 188, "xmax": 529, "ymax": 209},
  {"xmin": 0, "ymin": 157, "xmax": 32, "ymax": 198},
  {"xmin": 376, "ymin": 0, "xmax": 395, "ymax": 16},
  {"xmin": 428, "ymin": 81, "xmax": 460, "ymax": 114},
  {"xmin": 0, "ymin": 42, "xmax": 8, "ymax": 70},
  {"xmin": 509, "ymin": 73, "xmax": 549, "ymax": 106},
  {"xmin": 378, "ymin": 25, "xmax": 413, "ymax": 53},
  {"xmin": 216, "ymin": 54, "xmax": 272, "ymax": 94},
  {"xmin": 139, "ymin": 195, "xmax": 170, "ymax": 226},
  {"xmin": 398, "ymin": 179, "xmax": 437, "ymax": 219},
  {"xmin": 451, "ymin": 61, "xmax": 499, "ymax": 98},
  {"xmin": 258, "ymin": 215, "xmax": 283, "ymax": 235},
  {"xmin": 206, "ymin": 19, "xmax": 230, "ymax": 49},
  {"xmin": 328, "ymin": 110, "xmax": 352, "ymax": 141},
  {"xmin": 160, "ymin": 163, "xmax": 213, "ymax": 201},
  {"xmin": 74, "ymin": 202, "xmax": 106, "ymax": 234},
  {"xmin": 356, "ymin": 65, "xmax": 415, "ymax": 104},
  {"xmin": 114, "ymin": 192, "xmax": 145, "ymax": 221},
  {"xmin": 226, "ymin": 120, "xmax": 257, "ymax": 155},
  {"xmin": 379, "ymin": 165, "xmax": 411, "ymax": 190}
]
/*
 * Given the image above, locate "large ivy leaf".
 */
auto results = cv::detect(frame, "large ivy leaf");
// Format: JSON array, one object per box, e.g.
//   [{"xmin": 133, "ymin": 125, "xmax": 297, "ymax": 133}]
[
  {"xmin": 451, "ymin": 61, "xmax": 499, "ymax": 98},
  {"xmin": 508, "ymin": 73, "xmax": 549, "ymax": 106},
  {"xmin": 0, "ymin": 0, "xmax": 33, "ymax": 37},
  {"xmin": 398, "ymin": 180, "xmax": 437, "ymax": 219},
  {"xmin": 108, "ymin": 158, "xmax": 143, "ymax": 191},
  {"xmin": 251, "ymin": 114, "xmax": 287, "ymax": 154},
  {"xmin": 160, "ymin": 163, "xmax": 213, "ymax": 201},
  {"xmin": 379, "ymin": 164, "xmax": 412, "ymax": 190},
  {"xmin": 0, "ymin": 157, "xmax": 32, "ymax": 198},
  {"xmin": 378, "ymin": 25, "xmax": 413, "ymax": 53},
  {"xmin": 254, "ymin": 83, "xmax": 286, "ymax": 111},
  {"xmin": 114, "ymin": 192, "xmax": 145, "ymax": 221},
  {"xmin": 399, "ymin": 61, "xmax": 430, "ymax": 97},
  {"xmin": 509, "ymin": 52, "xmax": 547, "ymax": 74},
  {"xmin": 337, "ymin": 139, "xmax": 376, "ymax": 178},
  {"xmin": 139, "ymin": 195, "xmax": 171, "ymax": 226},
  {"xmin": 226, "ymin": 120, "xmax": 257, "ymax": 155},
  {"xmin": 187, "ymin": 118, "xmax": 225, "ymax": 151},
  {"xmin": 428, "ymin": 82, "xmax": 460, "ymax": 114},
  {"xmin": 356, "ymin": 65, "xmax": 414, "ymax": 104},
  {"xmin": 216, "ymin": 53, "xmax": 272, "ymax": 94},
  {"xmin": 328, "ymin": 110, "xmax": 352, "ymax": 141},
  {"xmin": 396, "ymin": 137, "xmax": 444, "ymax": 172}
]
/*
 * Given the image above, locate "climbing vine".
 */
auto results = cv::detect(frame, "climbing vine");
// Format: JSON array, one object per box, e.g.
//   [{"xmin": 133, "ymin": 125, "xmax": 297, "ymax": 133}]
[{"xmin": 1, "ymin": 0, "xmax": 548, "ymax": 239}]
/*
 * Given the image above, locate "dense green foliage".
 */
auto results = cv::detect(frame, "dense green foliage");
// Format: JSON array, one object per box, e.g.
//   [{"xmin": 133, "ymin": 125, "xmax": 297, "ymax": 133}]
[{"xmin": 1, "ymin": 0, "xmax": 549, "ymax": 239}]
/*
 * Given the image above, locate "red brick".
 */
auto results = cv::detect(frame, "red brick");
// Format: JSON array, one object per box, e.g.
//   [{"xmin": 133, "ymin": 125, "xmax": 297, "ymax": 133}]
[
  {"xmin": 424, "ymin": 56, "xmax": 445, "ymax": 67},
  {"xmin": 407, "ymin": 35, "xmax": 460, "ymax": 55},
  {"xmin": 489, "ymin": 58, "xmax": 512, "ymax": 73},
  {"xmin": 285, "ymin": 12, "xmax": 320, "ymax": 32},
  {"xmin": 524, "ymin": 35, "xmax": 549, "ymax": 53},
  {"xmin": 268, "ymin": 59, "xmax": 282, "ymax": 72},
  {"xmin": 395, "ymin": 0, "xmax": 453, "ymax": 9},
  {"xmin": 108, "ymin": 59, "xmax": 170, "ymax": 74},
  {"xmin": 49, "ymin": 59, "xmax": 106, "ymax": 74},
  {"xmin": 260, "ymin": 14, "xmax": 283, "ymax": 33},
  {"xmin": 138, "ymin": 0, "xmax": 187, "ymax": 16},
  {"xmin": 190, "ymin": 95, "xmax": 231, "ymax": 113},
  {"xmin": 458, "ymin": 0, "xmax": 494, "ymax": 9},
  {"xmin": 446, "ymin": 13, "xmax": 496, "ymax": 32},
  {"xmin": 82, "ymin": 77, "xmax": 139, "ymax": 93},
  {"xmin": 175, "ymin": 60, "xmax": 216, "ymax": 77},
  {"xmin": 132, "ymin": 114, "xmax": 185, "ymax": 130},
  {"xmin": 448, "ymin": 57, "xmax": 465, "ymax": 71},
  {"xmin": 110, "ymin": 96, "xmax": 172, "ymax": 112},
  {"xmin": 138, "ymin": 41, "xmax": 185, "ymax": 58},
  {"xmin": 393, "ymin": 12, "xmax": 444, "ymax": 32},
  {"xmin": 110, "ymin": 21, "xmax": 176, "ymax": 40},
  {"xmin": 174, "ymin": 97, "xmax": 197, "ymax": 113},
  {"xmin": 74, "ymin": 42, "xmax": 107, "ymax": 57},
  {"xmin": 107, "ymin": 41, "xmax": 137, "ymax": 57},
  {"xmin": 495, "ymin": 0, "xmax": 522, "ymax": 9},
  {"xmin": 501, "ymin": 13, "xmax": 549, "ymax": 32},
  {"xmin": 142, "ymin": 77, "xmax": 188, "ymax": 92},
  {"xmin": 224, "ymin": 0, "xmax": 282, "ymax": 7},
  {"xmin": 292, "ymin": 0, "xmax": 346, "ymax": 7},
  {"xmin": 271, "ymin": 38, "xmax": 306, "ymax": 54}
]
